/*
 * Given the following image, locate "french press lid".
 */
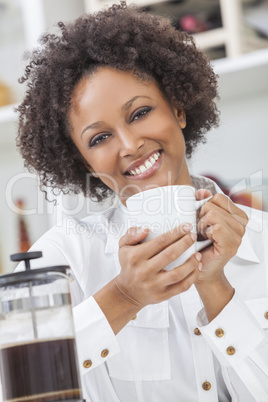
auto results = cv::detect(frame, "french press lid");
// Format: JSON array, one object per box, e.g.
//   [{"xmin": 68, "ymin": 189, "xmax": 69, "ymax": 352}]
[
  {"xmin": 0, "ymin": 251, "xmax": 70, "ymax": 286},
  {"xmin": 0, "ymin": 251, "xmax": 71, "ymax": 339}
]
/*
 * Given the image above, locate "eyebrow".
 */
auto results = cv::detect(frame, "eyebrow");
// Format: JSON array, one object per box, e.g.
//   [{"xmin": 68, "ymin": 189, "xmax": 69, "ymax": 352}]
[{"xmin": 81, "ymin": 95, "xmax": 151, "ymax": 137}]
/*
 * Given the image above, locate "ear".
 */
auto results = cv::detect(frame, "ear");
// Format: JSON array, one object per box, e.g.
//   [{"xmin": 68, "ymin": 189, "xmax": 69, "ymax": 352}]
[
  {"xmin": 84, "ymin": 161, "xmax": 99, "ymax": 178},
  {"xmin": 173, "ymin": 108, "xmax": 186, "ymax": 129},
  {"xmin": 177, "ymin": 109, "xmax": 186, "ymax": 129},
  {"xmin": 90, "ymin": 171, "xmax": 99, "ymax": 178}
]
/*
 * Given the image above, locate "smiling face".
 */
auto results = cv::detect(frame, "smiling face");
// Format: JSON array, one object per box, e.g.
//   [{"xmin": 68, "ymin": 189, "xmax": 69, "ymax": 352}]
[{"xmin": 68, "ymin": 67, "xmax": 193, "ymax": 205}]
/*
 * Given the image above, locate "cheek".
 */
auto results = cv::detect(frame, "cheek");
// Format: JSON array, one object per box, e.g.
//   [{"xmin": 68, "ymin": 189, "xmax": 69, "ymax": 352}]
[
  {"xmin": 150, "ymin": 113, "xmax": 183, "ymax": 138},
  {"xmin": 155, "ymin": 121, "xmax": 186, "ymax": 153},
  {"xmin": 85, "ymin": 151, "xmax": 122, "ymax": 192},
  {"xmin": 88, "ymin": 152, "xmax": 117, "ymax": 175}
]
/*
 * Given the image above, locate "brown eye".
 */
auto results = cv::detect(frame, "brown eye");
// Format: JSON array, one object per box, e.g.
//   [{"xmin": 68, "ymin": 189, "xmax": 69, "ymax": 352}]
[
  {"xmin": 131, "ymin": 107, "xmax": 152, "ymax": 122},
  {"xmin": 89, "ymin": 133, "xmax": 110, "ymax": 148}
]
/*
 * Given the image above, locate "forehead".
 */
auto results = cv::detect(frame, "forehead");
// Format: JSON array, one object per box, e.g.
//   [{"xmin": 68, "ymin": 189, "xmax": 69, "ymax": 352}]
[{"xmin": 70, "ymin": 67, "xmax": 164, "ymax": 111}]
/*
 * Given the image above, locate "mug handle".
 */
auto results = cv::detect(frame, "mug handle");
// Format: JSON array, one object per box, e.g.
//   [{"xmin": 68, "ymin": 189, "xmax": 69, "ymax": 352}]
[
  {"xmin": 194, "ymin": 195, "xmax": 212, "ymax": 210},
  {"xmin": 195, "ymin": 195, "xmax": 213, "ymax": 251}
]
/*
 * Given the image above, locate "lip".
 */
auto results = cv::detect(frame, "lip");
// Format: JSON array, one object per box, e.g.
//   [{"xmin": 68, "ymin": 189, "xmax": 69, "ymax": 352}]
[
  {"xmin": 124, "ymin": 150, "xmax": 163, "ymax": 181},
  {"xmin": 124, "ymin": 149, "xmax": 162, "ymax": 175}
]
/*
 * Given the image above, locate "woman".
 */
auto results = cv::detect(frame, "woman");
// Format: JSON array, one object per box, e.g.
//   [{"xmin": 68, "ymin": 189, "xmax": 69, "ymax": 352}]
[{"xmin": 16, "ymin": 2, "xmax": 268, "ymax": 401}]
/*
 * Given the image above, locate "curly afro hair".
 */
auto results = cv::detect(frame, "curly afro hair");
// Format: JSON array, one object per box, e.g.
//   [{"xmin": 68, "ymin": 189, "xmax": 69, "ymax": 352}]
[{"xmin": 16, "ymin": 1, "xmax": 219, "ymax": 202}]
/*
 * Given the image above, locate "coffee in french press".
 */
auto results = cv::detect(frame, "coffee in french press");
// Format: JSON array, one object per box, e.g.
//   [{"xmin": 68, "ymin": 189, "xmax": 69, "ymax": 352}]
[{"xmin": 0, "ymin": 251, "xmax": 85, "ymax": 402}]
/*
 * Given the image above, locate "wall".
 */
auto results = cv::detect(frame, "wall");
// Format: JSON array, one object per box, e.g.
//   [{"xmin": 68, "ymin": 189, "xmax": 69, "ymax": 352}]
[{"xmin": 189, "ymin": 49, "xmax": 268, "ymax": 205}]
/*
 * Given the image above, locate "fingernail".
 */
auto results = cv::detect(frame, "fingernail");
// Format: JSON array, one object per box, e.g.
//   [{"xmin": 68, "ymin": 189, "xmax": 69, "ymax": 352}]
[
  {"xmin": 183, "ymin": 223, "xmax": 192, "ymax": 232},
  {"xmin": 195, "ymin": 252, "xmax": 202, "ymax": 261},
  {"xmin": 190, "ymin": 232, "xmax": 197, "ymax": 241},
  {"xmin": 142, "ymin": 224, "xmax": 150, "ymax": 231},
  {"xmin": 198, "ymin": 262, "xmax": 203, "ymax": 271},
  {"xmin": 135, "ymin": 227, "xmax": 143, "ymax": 235}
]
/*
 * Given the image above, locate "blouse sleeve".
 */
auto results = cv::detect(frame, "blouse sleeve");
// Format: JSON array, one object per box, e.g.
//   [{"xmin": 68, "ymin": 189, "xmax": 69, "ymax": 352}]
[
  {"xmin": 73, "ymin": 297, "xmax": 120, "ymax": 375},
  {"xmin": 197, "ymin": 291, "xmax": 268, "ymax": 400},
  {"xmin": 15, "ymin": 224, "xmax": 121, "ymax": 376}
]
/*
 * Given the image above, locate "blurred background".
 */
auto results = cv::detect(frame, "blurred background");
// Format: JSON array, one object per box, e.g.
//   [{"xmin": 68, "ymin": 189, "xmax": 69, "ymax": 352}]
[{"xmin": 0, "ymin": 0, "xmax": 268, "ymax": 273}]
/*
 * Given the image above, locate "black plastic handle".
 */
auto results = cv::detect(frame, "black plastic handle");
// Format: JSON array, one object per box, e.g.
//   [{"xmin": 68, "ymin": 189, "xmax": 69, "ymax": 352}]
[{"xmin": 10, "ymin": 251, "xmax": 43, "ymax": 270}]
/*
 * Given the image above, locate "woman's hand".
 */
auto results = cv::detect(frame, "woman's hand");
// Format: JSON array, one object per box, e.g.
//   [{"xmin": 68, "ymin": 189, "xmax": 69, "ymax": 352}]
[
  {"xmin": 115, "ymin": 224, "xmax": 202, "ymax": 309},
  {"xmin": 196, "ymin": 189, "xmax": 248, "ymax": 284},
  {"xmin": 194, "ymin": 189, "xmax": 249, "ymax": 321},
  {"xmin": 94, "ymin": 223, "xmax": 202, "ymax": 335}
]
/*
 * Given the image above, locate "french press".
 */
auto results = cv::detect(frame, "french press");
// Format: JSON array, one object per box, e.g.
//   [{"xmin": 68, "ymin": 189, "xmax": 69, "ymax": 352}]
[{"xmin": 0, "ymin": 251, "xmax": 85, "ymax": 402}]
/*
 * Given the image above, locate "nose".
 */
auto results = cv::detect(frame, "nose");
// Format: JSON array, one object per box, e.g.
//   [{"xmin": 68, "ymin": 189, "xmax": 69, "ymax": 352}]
[{"xmin": 117, "ymin": 127, "xmax": 144, "ymax": 157}]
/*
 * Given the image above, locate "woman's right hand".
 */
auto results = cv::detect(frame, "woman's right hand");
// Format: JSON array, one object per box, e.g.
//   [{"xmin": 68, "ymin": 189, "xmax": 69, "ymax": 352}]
[{"xmin": 115, "ymin": 224, "xmax": 202, "ymax": 309}]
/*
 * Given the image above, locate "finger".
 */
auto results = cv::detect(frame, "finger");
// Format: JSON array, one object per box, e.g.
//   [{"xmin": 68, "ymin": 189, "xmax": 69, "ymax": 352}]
[
  {"xmin": 198, "ymin": 203, "xmax": 246, "ymax": 238},
  {"xmin": 160, "ymin": 252, "xmax": 202, "ymax": 286},
  {"xmin": 199, "ymin": 193, "xmax": 248, "ymax": 227},
  {"xmin": 140, "ymin": 223, "xmax": 194, "ymax": 260},
  {"xmin": 205, "ymin": 224, "xmax": 242, "ymax": 258},
  {"xmin": 163, "ymin": 259, "xmax": 201, "ymax": 298},
  {"xmin": 119, "ymin": 226, "xmax": 150, "ymax": 248},
  {"xmin": 196, "ymin": 188, "xmax": 213, "ymax": 200},
  {"xmin": 149, "ymin": 230, "xmax": 197, "ymax": 269}
]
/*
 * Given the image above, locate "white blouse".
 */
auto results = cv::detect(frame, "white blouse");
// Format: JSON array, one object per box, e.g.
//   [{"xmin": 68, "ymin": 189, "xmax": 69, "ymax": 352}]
[{"xmin": 16, "ymin": 176, "xmax": 268, "ymax": 402}]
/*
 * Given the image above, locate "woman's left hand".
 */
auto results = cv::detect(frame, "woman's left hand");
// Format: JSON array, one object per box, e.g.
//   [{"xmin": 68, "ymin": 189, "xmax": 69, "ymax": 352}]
[{"xmin": 195, "ymin": 189, "xmax": 249, "ymax": 285}]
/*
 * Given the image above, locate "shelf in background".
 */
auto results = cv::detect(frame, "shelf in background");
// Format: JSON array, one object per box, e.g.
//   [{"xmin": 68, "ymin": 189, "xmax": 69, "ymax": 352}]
[
  {"xmin": 85, "ymin": 0, "xmax": 244, "ymax": 58},
  {"xmin": 212, "ymin": 47, "xmax": 268, "ymax": 75},
  {"xmin": 212, "ymin": 48, "xmax": 268, "ymax": 100}
]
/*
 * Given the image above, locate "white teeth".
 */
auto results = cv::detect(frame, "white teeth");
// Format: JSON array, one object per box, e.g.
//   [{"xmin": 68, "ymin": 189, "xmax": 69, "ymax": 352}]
[
  {"xmin": 145, "ymin": 160, "xmax": 153, "ymax": 169},
  {"xmin": 127, "ymin": 151, "xmax": 161, "ymax": 176},
  {"xmin": 153, "ymin": 152, "xmax": 160, "ymax": 161},
  {"xmin": 140, "ymin": 165, "xmax": 146, "ymax": 173}
]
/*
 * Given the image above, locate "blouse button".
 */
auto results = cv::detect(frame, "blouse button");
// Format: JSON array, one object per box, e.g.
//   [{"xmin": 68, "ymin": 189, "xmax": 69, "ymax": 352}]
[
  {"xmin": 101, "ymin": 349, "xmax": 109, "ymax": 358},
  {"xmin": 226, "ymin": 346, "xmax": 236, "ymax": 355},
  {"xmin": 83, "ymin": 359, "xmax": 92, "ymax": 369},
  {"xmin": 215, "ymin": 328, "xmax": 224, "ymax": 337},
  {"xmin": 194, "ymin": 328, "xmax": 201, "ymax": 335},
  {"xmin": 202, "ymin": 381, "xmax": 211, "ymax": 391},
  {"xmin": 264, "ymin": 311, "xmax": 268, "ymax": 320}
]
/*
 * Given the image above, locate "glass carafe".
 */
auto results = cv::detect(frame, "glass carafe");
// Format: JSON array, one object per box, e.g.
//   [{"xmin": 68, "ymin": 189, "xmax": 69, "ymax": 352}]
[{"xmin": 0, "ymin": 251, "xmax": 84, "ymax": 402}]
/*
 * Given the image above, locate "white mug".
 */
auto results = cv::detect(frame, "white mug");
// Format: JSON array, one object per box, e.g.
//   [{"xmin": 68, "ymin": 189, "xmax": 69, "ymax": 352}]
[{"xmin": 126, "ymin": 185, "xmax": 212, "ymax": 270}]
